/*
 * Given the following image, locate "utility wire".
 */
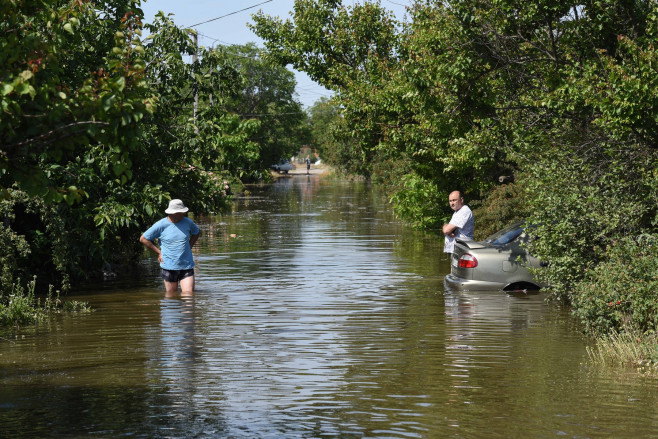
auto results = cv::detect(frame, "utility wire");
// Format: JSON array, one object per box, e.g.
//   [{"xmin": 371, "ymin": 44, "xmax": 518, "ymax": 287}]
[
  {"xmin": 142, "ymin": 1, "xmax": 332, "ymax": 106},
  {"xmin": 383, "ymin": 0, "xmax": 408, "ymax": 7},
  {"xmin": 187, "ymin": 0, "xmax": 273, "ymax": 27}
]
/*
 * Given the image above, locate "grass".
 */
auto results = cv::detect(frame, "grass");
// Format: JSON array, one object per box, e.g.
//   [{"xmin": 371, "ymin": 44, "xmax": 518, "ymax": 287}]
[
  {"xmin": 0, "ymin": 277, "xmax": 90, "ymax": 328},
  {"xmin": 587, "ymin": 329, "xmax": 658, "ymax": 374}
]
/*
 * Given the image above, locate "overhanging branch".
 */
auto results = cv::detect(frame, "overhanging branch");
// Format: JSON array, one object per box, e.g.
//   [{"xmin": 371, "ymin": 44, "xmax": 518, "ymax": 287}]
[{"xmin": 2, "ymin": 121, "xmax": 110, "ymax": 153}]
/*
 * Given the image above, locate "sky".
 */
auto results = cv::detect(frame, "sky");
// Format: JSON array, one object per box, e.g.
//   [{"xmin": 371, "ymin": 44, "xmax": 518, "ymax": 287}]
[{"xmin": 139, "ymin": 0, "xmax": 410, "ymax": 109}]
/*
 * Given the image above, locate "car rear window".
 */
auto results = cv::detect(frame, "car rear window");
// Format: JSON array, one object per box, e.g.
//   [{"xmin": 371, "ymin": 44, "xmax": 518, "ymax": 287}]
[{"xmin": 485, "ymin": 223, "xmax": 524, "ymax": 246}]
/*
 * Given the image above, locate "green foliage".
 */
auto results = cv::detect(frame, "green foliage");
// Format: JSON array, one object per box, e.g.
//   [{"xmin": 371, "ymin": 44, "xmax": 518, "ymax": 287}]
[
  {"xmin": 252, "ymin": 0, "xmax": 402, "ymax": 179},
  {"xmin": 524, "ymin": 141, "xmax": 657, "ymax": 303},
  {"xmin": 253, "ymin": 0, "xmax": 517, "ymax": 213},
  {"xmin": 0, "ymin": 276, "xmax": 89, "ymax": 328},
  {"xmin": 0, "ymin": 190, "xmax": 69, "ymax": 292},
  {"xmin": 1, "ymin": 0, "xmax": 169, "ymax": 288},
  {"xmin": 63, "ymin": 300, "xmax": 91, "ymax": 312},
  {"xmin": 1, "ymin": 0, "xmax": 154, "ymax": 202},
  {"xmin": 573, "ymin": 235, "xmax": 658, "ymax": 336},
  {"xmin": 472, "ymin": 183, "xmax": 530, "ymax": 241},
  {"xmin": 0, "ymin": 194, "xmax": 31, "ymax": 289},
  {"xmin": 1, "ymin": 1, "xmax": 303, "ymax": 298},
  {"xmin": 306, "ymin": 97, "xmax": 341, "ymax": 162},
  {"xmin": 251, "ymin": 0, "xmax": 399, "ymax": 91},
  {"xmin": 221, "ymin": 43, "xmax": 309, "ymax": 172},
  {"xmin": 587, "ymin": 329, "xmax": 658, "ymax": 369},
  {"xmin": 389, "ymin": 172, "xmax": 445, "ymax": 230},
  {"xmin": 306, "ymin": 99, "xmax": 372, "ymax": 175},
  {"xmin": 0, "ymin": 278, "xmax": 42, "ymax": 327},
  {"xmin": 141, "ymin": 13, "xmax": 261, "ymax": 188}
]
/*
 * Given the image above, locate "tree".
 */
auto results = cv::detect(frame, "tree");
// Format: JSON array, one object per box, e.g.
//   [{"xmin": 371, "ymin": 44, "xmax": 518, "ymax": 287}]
[
  {"xmin": 0, "ymin": 2, "xmax": 263, "ymax": 294},
  {"xmin": 220, "ymin": 43, "xmax": 309, "ymax": 172},
  {"xmin": 305, "ymin": 97, "xmax": 343, "ymax": 164},
  {"xmin": 252, "ymin": 0, "xmax": 658, "ymax": 333},
  {"xmin": 252, "ymin": 0, "xmax": 511, "ymax": 227},
  {"xmin": 1, "ymin": 0, "xmax": 162, "ymax": 293},
  {"xmin": 251, "ymin": 0, "xmax": 401, "ymax": 178},
  {"xmin": 1, "ymin": 0, "xmax": 154, "ymax": 203}
]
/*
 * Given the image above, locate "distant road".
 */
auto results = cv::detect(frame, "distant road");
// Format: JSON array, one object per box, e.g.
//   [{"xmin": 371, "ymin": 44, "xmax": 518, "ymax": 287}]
[{"xmin": 275, "ymin": 164, "xmax": 332, "ymax": 176}]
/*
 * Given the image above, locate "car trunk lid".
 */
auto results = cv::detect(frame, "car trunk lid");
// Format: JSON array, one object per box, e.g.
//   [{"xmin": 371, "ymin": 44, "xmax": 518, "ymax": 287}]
[{"xmin": 455, "ymin": 239, "xmax": 488, "ymax": 250}]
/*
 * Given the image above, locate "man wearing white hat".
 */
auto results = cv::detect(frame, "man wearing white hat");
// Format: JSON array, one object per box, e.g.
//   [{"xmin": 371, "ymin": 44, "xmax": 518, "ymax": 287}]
[{"xmin": 140, "ymin": 199, "xmax": 201, "ymax": 297}]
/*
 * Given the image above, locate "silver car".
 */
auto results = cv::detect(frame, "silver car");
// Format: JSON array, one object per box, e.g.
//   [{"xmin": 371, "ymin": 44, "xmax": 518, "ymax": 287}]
[
  {"xmin": 271, "ymin": 159, "xmax": 293, "ymax": 174},
  {"xmin": 444, "ymin": 221, "xmax": 545, "ymax": 291}
]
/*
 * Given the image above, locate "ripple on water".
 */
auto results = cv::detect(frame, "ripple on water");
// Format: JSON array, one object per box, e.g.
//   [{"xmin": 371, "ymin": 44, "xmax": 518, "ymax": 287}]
[{"xmin": 2, "ymin": 180, "xmax": 658, "ymax": 438}]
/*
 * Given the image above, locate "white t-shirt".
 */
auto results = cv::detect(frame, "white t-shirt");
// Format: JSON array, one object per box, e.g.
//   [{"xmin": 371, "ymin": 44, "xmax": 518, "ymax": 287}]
[{"xmin": 444, "ymin": 205, "xmax": 474, "ymax": 253}]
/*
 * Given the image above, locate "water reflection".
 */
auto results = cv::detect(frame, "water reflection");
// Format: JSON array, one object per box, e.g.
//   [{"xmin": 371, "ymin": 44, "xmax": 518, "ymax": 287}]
[
  {"xmin": 442, "ymin": 290, "xmax": 550, "ymax": 408},
  {"xmin": 142, "ymin": 296, "xmax": 230, "ymax": 435},
  {"xmin": 153, "ymin": 297, "xmax": 198, "ymax": 390},
  {"xmin": 1, "ymin": 176, "xmax": 658, "ymax": 438}
]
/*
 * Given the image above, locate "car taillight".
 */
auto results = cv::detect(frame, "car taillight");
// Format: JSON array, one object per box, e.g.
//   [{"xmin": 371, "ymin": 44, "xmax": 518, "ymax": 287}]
[{"xmin": 458, "ymin": 253, "xmax": 478, "ymax": 268}]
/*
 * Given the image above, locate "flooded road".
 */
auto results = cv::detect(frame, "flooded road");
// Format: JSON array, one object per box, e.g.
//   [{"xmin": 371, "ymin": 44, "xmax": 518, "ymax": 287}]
[{"xmin": 1, "ymin": 176, "xmax": 657, "ymax": 438}]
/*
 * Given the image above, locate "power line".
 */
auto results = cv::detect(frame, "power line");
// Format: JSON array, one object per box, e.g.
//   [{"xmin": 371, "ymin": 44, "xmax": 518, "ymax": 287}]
[
  {"xmin": 187, "ymin": 0, "xmax": 273, "ymax": 28},
  {"xmin": 196, "ymin": 32, "xmax": 233, "ymax": 47},
  {"xmin": 383, "ymin": 0, "xmax": 409, "ymax": 7},
  {"xmin": 142, "ymin": 2, "xmax": 331, "ymax": 107}
]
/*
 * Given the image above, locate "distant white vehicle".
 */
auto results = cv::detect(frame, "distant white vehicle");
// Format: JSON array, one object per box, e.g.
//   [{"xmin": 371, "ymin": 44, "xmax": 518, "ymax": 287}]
[{"xmin": 271, "ymin": 159, "xmax": 293, "ymax": 174}]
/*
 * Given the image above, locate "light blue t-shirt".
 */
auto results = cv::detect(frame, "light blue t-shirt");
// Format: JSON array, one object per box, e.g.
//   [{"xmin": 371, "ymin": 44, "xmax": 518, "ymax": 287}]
[{"xmin": 143, "ymin": 217, "xmax": 200, "ymax": 270}]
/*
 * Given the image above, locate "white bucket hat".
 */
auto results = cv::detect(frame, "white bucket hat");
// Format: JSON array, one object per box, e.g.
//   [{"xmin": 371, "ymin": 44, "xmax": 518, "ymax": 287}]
[{"xmin": 165, "ymin": 199, "xmax": 189, "ymax": 214}]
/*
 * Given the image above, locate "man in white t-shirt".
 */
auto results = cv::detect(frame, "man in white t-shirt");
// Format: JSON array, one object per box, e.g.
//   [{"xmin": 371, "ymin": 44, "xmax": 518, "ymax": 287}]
[{"xmin": 443, "ymin": 190, "xmax": 474, "ymax": 253}]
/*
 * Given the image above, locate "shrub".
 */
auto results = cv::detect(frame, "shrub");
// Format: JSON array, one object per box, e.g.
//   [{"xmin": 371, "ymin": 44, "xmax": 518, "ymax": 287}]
[
  {"xmin": 389, "ymin": 172, "xmax": 445, "ymax": 230},
  {"xmin": 524, "ymin": 143, "xmax": 656, "ymax": 304},
  {"xmin": 0, "ymin": 278, "xmax": 41, "ymax": 327},
  {"xmin": 472, "ymin": 182, "xmax": 530, "ymax": 240},
  {"xmin": 572, "ymin": 235, "xmax": 658, "ymax": 335},
  {"xmin": 0, "ymin": 277, "xmax": 90, "ymax": 328},
  {"xmin": 0, "ymin": 191, "xmax": 68, "ymax": 296},
  {"xmin": 0, "ymin": 198, "xmax": 31, "ymax": 295}
]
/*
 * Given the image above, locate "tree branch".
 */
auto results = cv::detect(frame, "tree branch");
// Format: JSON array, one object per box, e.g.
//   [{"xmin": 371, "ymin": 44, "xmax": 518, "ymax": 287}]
[{"xmin": 2, "ymin": 121, "xmax": 110, "ymax": 152}]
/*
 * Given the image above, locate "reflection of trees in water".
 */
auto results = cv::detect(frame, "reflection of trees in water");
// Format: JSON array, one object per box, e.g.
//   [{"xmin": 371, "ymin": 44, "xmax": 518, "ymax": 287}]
[
  {"xmin": 144, "ymin": 297, "xmax": 203, "ymax": 428},
  {"xmin": 159, "ymin": 297, "xmax": 198, "ymax": 374},
  {"xmin": 441, "ymin": 289, "xmax": 579, "ymax": 425},
  {"xmin": 197, "ymin": 177, "xmax": 384, "ymax": 282},
  {"xmin": 193, "ymin": 220, "xmax": 232, "ymax": 258},
  {"xmin": 139, "ymin": 296, "xmax": 232, "ymax": 435},
  {"xmin": 8, "ymin": 178, "xmax": 657, "ymax": 438}
]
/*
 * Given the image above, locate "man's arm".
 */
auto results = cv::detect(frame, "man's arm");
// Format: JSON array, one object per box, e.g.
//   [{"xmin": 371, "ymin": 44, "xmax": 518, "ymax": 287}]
[
  {"xmin": 189, "ymin": 231, "xmax": 200, "ymax": 247},
  {"xmin": 140, "ymin": 235, "xmax": 163, "ymax": 263},
  {"xmin": 444, "ymin": 207, "xmax": 471, "ymax": 236}
]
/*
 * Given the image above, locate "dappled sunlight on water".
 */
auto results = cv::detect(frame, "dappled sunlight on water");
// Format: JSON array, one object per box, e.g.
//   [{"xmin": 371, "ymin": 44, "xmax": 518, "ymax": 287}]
[{"xmin": 1, "ymin": 177, "xmax": 657, "ymax": 438}]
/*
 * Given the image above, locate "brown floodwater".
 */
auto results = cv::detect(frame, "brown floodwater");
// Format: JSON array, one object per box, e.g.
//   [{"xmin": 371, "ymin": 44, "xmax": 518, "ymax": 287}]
[{"xmin": 1, "ymin": 176, "xmax": 657, "ymax": 438}]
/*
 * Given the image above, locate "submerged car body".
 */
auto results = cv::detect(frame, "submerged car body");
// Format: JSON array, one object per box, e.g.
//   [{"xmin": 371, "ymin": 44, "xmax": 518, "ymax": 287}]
[{"xmin": 444, "ymin": 221, "xmax": 545, "ymax": 292}]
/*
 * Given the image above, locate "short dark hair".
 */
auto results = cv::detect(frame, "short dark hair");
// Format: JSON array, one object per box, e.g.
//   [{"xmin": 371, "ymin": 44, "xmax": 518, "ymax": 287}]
[{"xmin": 450, "ymin": 190, "xmax": 464, "ymax": 199}]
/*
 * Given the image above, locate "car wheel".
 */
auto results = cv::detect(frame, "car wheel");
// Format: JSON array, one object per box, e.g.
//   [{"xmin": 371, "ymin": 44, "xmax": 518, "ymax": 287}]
[{"xmin": 503, "ymin": 281, "xmax": 541, "ymax": 292}]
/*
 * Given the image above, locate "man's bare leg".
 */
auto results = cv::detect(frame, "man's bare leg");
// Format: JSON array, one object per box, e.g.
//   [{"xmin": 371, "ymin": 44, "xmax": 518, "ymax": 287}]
[
  {"xmin": 179, "ymin": 275, "xmax": 195, "ymax": 297},
  {"xmin": 164, "ymin": 280, "xmax": 179, "ymax": 298}
]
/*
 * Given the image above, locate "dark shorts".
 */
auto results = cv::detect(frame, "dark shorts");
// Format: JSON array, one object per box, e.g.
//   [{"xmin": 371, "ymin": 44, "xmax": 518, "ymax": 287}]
[{"xmin": 161, "ymin": 268, "xmax": 195, "ymax": 283}]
